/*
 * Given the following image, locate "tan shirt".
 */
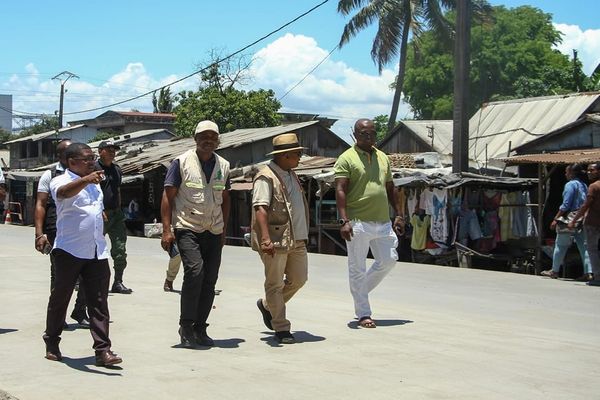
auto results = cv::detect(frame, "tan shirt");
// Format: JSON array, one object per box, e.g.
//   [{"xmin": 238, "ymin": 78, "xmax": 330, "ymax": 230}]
[{"xmin": 253, "ymin": 161, "xmax": 308, "ymax": 240}]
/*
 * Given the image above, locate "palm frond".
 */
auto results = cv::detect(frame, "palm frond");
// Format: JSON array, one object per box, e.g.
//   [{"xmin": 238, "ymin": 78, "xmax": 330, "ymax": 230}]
[{"xmin": 339, "ymin": 3, "xmax": 381, "ymax": 47}]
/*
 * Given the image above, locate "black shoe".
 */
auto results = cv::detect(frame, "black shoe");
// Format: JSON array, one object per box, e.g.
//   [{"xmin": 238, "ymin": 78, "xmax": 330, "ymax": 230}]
[
  {"xmin": 275, "ymin": 331, "xmax": 296, "ymax": 344},
  {"xmin": 71, "ymin": 313, "xmax": 90, "ymax": 329},
  {"xmin": 256, "ymin": 299, "xmax": 273, "ymax": 330},
  {"xmin": 587, "ymin": 280, "xmax": 600, "ymax": 286},
  {"xmin": 194, "ymin": 328, "xmax": 215, "ymax": 347},
  {"xmin": 179, "ymin": 326, "xmax": 196, "ymax": 348},
  {"xmin": 111, "ymin": 281, "xmax": 133, "ymax": 294}
]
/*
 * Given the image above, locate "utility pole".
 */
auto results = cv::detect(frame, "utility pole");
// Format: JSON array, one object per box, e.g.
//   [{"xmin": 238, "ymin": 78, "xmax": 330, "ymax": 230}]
[
  {"xmin": 452, "ymin": 0, "xmax": 471, "ymax": 173},
  {"xmin": 52, "ymin": 71, "xmax": 79, "ymax": 129}
]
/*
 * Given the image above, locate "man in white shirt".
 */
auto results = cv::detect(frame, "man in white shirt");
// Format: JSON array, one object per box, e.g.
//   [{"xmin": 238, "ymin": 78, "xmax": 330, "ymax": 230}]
[
  {"xmin": 34, "ymin": 140, "xmax": 88, "ymax": 327},
  {"xmin": 43, "ymin": 142, "xmax": 122, "ymax": 367}
]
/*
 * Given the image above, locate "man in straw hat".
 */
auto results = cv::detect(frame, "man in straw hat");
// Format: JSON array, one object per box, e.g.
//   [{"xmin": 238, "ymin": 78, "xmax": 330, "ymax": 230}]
[
  {"xmin": 251, "ymin": 132, "xmax": 309, "ymax": 344},
  {"xmin": 334, "ymin": 118, "xmax": 403, "ymax": 329},
  {"xmin": 160, "ymin": 120, "xmax": 231, "ymax": 348}
]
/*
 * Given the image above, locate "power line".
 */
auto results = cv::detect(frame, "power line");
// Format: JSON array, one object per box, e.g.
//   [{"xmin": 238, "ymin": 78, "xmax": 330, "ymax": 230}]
[
  {"xmin": 58, "ymin": 0, "xmax": 330, "ymax": 116},
  {"xmin": 279, "ymin": 45, "xmax": 339, "ymax": 101}
]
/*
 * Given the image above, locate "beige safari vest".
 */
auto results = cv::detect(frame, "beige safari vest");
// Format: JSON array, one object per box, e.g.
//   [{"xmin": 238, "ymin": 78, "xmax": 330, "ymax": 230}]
[
  {"xmin": 173, "ymin": 149, "xmax": 230, "ymax": 234},
  {"xmin": 251, "ymin": 164, "xmax": 309, "ymax": 252}
]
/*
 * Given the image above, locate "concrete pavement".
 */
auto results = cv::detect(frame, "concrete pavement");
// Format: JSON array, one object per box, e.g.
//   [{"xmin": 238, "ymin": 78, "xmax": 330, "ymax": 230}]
[{"xmin": 0, "ymin": 223, "xmax": 599, "ymax": 399}]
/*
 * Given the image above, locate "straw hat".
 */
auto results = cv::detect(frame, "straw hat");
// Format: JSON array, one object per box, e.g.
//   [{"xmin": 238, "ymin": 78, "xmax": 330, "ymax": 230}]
[{"xmin": 267, "ymin": 133, "xmax": 306, "ymax": 155}]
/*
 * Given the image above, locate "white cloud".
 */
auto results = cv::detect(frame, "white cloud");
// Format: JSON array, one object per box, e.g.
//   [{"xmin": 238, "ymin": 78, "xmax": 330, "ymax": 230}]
[
  {"xmin": 2, "ymin": 33, "xmax": 410, "ymax": 142},
  {"xmin": 554, "ymin": 23, "xmax": 600, "ymax": 75},
  {"xmin": 249, "ymin": 33, "xmax": 410, "ymax": 142},
  {"xmin": 1, "ymin": 63, "xmax": 197, "ymax": 127}
]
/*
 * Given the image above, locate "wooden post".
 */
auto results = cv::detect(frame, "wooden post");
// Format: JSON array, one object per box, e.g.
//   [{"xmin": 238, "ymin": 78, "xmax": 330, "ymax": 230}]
[{"xmin": 452, "ymin": 0, "xmax": 471, "ymax": 173}]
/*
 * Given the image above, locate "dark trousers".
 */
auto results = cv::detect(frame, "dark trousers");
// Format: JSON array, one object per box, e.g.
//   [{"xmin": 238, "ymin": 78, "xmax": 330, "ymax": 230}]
[
  {"xmin": 43, "ymin": 249, "xmax": 112, "ymax": 352},
  {"xmin": 47, "ymin": 232, "xmax": 87, "ymax": 316},
  {"xmin": 176, "ymin": 229, "xmax": 222, "ymax": 329}
]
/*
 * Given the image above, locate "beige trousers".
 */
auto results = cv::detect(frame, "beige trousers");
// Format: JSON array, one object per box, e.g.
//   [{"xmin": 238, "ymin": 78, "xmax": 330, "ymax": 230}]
[
  {"xmin": 260, "ymin": 241, "xmax": 308, "ymax": 332},
  {"xmin": 166, "ymin": 254, "xmax": 182, "ymax": 282}
]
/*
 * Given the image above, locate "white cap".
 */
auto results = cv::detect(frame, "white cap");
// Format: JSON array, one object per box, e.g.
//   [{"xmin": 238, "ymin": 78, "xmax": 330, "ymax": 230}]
[{"xmin": 194, "ymin": 120, "xmax": 219, "ymax": 136}]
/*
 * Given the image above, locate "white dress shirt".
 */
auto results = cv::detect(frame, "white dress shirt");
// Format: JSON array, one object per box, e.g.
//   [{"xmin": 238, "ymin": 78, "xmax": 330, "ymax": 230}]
[
  {"xmin": 38, "ymin": 163, "xmax": 64, "ymax": 194},
  {"xmin": 50, "ymin": 169, "xmax": 108, "ymax": 260}
]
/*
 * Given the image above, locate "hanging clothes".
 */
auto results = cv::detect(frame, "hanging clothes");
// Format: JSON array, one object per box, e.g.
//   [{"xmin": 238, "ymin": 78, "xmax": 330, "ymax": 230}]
[
  {"xmin": 410, "ymin": 214, "xmax": 431, "ymax": 250},
  {"xmin": 407, "ymin": 189, "xmax": 418, "ymax": 217}
]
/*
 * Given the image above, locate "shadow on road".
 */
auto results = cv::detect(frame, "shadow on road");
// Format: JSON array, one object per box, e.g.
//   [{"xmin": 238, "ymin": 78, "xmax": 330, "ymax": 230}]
[
  {"xmin": 346, "ymin": 319, "xmax": 414, "ymax": 329},
  {"xmin": 61, "ymin": 356, "xmax": 123, "ymax": 376}
]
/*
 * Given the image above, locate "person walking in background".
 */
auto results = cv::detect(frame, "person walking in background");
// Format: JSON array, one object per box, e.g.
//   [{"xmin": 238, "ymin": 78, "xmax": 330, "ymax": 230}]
[
  {"xmin": 569, "ymin": 163, "xmax": 600, "ymax": 286},
  {"xmin": 541, "ymin": 163, "xmax": 592, "ymax": 280},
  {"xmin": 160, "ymin": 120, "xmax": 231, "ymax": 348},
  {"xmin": 44, "ymin": 143, "xmax": 122, "ymax": 367},
  {"xmin": 334, "ymin": 118, "xmax": 403, "ymax": 329},
  {"xmin": 35, "ymin": 139, "xmax": 89, "ymax": 328},
  {"xmin": 251, "ymin": 133, "xmax": 309, "ymax": 345},
  {"xmin": 96, "ymin": 140, "xmax": 132, "ymax": 294}
]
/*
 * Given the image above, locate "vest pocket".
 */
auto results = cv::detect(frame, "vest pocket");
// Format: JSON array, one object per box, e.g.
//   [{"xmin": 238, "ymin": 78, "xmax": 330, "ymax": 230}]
[{"xmin": 268, "ymin": 224, "xmax": 287, "ymax": 245}]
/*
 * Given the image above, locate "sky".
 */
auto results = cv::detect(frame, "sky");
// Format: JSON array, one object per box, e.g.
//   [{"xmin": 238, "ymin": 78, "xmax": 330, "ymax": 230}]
[{"xmin": 1, "ymin": 0, "xmax": 599, "ymax": 143}]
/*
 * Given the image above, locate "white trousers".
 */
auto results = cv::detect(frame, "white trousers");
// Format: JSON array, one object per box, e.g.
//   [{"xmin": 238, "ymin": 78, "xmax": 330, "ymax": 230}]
[{"xmin": 346, "ymin": 221, "xmax": 398, "ymax": 319}]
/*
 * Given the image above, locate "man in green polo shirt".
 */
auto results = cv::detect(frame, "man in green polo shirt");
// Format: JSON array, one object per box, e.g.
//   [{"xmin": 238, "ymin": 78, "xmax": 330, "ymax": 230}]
[{"xmin": 334, "ymin": 118, "xmax": 403, "ymax": 329}]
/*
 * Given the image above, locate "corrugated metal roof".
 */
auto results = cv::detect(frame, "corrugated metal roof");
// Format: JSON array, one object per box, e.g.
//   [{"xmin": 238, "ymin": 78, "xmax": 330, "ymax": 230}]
[
  {"xmin": 4, "ymin": 124, "xmax": 87, "ymax": 144},
  {"xmin": 115, "ymin": 122, "xmax": 323, "ymax": 174},
  {"xmin": 218, "ymin": 121, "xmax": 319, "ymax": 149},
  {"xmin": 469, "ymin": 92, "xmax": 600, "ymax": 162},
  {"xmin": 87, "ymin": 129, "xmax": 175, "ymax": 148},
  {"xmin": 499, "ymin": 148, "xmax": 600, "ymax": 165},
  {"xmin": 402, "ymin": 120, "xmax": 453, "ymax": 154}
]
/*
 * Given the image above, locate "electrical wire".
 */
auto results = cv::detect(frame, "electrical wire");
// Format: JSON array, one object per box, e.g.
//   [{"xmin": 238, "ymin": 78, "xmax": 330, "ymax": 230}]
[
  {"xmin": 278, "ymin": 45, "xmax": 339, "ymax": 101},
  {"xmin": 56, "ymin": 0, "xmax": 330, "ymax": 116}
]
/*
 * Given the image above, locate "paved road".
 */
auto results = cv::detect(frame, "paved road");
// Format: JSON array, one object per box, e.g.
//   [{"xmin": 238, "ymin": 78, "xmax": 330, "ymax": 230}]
[{"xmin": 0, "ymin": 224, "xmax": 598, "ymax": 399}]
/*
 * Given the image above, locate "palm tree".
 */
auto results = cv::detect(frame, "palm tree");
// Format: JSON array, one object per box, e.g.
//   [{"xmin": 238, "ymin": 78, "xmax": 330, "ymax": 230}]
[{"xmin": 338, "ymin": 0, "xmax": 454, "ymax": 133}]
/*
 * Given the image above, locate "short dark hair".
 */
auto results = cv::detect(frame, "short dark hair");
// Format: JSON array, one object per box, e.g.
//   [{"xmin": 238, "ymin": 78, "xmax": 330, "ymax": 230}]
[
  {"xmin": 65, "ymin": 143, "xmax": 91, "ymax": 161},
  {"xmin": 571, "ymin": 163, "xmax": 587, "ymax": 180},
  {"xmin": 589, "ymin": 162, "xmax": 600, "ymax": 171}
]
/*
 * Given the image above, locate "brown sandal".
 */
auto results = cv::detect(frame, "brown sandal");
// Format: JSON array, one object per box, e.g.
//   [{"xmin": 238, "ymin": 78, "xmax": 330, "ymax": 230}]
[{"xmin": 358, "ymin": 317, "xmax": 376, "ymax": 328}]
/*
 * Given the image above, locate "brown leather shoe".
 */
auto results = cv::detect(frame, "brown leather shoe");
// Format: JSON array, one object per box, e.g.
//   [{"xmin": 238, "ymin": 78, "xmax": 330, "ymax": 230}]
[
  {"xmin": 163, "ymin": 279, "xmax": 173, "ymax": 292},
  {"xmin": 45, "ymin": 348, "xmax": 62, "ymax": 361},
  {"xmin": 95, "ymin": 350, "xmax": 122, "ymax": 366}
]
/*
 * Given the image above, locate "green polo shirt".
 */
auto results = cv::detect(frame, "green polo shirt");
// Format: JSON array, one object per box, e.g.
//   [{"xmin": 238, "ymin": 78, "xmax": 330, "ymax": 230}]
[{"xmin": 333, "ymin": 145, "xmax": 393, "ymax": 222}]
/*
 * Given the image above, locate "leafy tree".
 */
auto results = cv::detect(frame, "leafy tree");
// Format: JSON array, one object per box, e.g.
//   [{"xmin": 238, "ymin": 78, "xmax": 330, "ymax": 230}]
[
  {"xmin": 152, "ymin": 87, "xmax": 174, "ymax": 113},
  {"xmin": 373, "ymin": 115, "xmax": 389, "ymax": 142},
  {"xmin": 19, "ymin": 117, "xmax": 60, "ymax": 137},
  {"xmin": 89, "ymin": 129, "xmax": 121, "ymax": 143},
  {"xmin": 173, "ymin": 54, "xmax": 280, "ymax": 136},
  {"xmin": 0, "ymin": 128, "xmax": 13, "ymax": 148},
  {"xmin": 338, "ymin": 1, "xmax": 492, "ymax": 132},
  {"xmin": 403, "ymin": 5, "xmax": 591, "ymax": 119},
  {"xmin": 173, "ymin": 87, "xmax": 281, "ymax": 136}
]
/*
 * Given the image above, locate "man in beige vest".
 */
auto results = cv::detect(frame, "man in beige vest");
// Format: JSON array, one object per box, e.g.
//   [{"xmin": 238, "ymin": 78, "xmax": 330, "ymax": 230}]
[
  {"xmin": 251, "ymin": 133, "xmax": 309, "ymax": 344},
  {"xmin": 160, "ymin": 120, "xmax": 231, "ymax": 348}
]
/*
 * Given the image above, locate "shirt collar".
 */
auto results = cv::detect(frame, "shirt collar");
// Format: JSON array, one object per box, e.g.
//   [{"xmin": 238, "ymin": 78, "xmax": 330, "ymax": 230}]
[
  {"xmin": 56, "ymin": 162, "xmax": 66, "ymax": 172},
  {"xmin": 354, "ymin": 144, "xmax": 375, "ymax": 156}
]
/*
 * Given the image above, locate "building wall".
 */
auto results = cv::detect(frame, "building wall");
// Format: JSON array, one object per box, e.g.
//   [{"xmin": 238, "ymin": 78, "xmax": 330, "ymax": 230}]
[
  {"xmin": 379, "ymin": 126, "xmax": 433, "ymax": 154},
  {"xmin": 515, "ymin": 123, "xmax": 600, "ymax": 154},
  {"xmin": 0, "ymin": 94, "xmax": 12, "ymax": 132}
]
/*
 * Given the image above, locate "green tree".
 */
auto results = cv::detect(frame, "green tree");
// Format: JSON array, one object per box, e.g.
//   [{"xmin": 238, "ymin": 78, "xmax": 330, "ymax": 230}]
[
  {"xmin": 173, "ymin": 87, "xmax": 281, "ymax": 136},
  {"xmin": 0, "ymin": 128, "xmax": 13, "ymax": 148},
  {"xmin": 173, "ymin": 54, "xmax": 280, "ymax": 136},
  {"xmin": 403, "ymin": 5, "xmax": 590, "ymax": 119},
  {"xmin": 152, "ymin": 87, "xmax": 174, "ymax": 113},
  {"xmin": 373, "ymin": 114, "xmax": 389, "ymax": 142},
  {"xmin": 88, "ymin": 130, "xmax": 121, "ymax": 143},
  {"xmin": 338, "ymin": 0, "xmax": 466, "ymax": 133},
  {"xmin": 19, "ymin": 116, "xmax": 60, "ymax": 137}
]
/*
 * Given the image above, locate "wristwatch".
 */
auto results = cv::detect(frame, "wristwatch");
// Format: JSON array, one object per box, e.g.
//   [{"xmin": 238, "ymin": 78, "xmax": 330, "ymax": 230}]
[{"xmin": 338, "ymin": 218, "xmax": 350, "ymax": 226}]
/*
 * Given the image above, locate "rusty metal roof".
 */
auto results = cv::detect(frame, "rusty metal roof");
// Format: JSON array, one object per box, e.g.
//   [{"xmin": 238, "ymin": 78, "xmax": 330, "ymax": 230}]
[
  {"xmin": 469, "ymin": 92, "xmax": 600, "ymax": 162},
  {"xmin": 499, "ymin": 148, "xmax": 600, "ymax": 165}
]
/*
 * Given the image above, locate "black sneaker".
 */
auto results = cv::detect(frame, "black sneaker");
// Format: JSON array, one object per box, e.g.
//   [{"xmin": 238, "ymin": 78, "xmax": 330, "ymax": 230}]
[
  {"xmin": 111, "ymin": 281, "xmax": 133, "ymax": 294},
  {"xmin": 275, "ymin": 331, "xmax": 296, "ymax": 344},
  {"xmin": 70, "ymin": 312, "xmax": 90, "ymax": 329}
]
